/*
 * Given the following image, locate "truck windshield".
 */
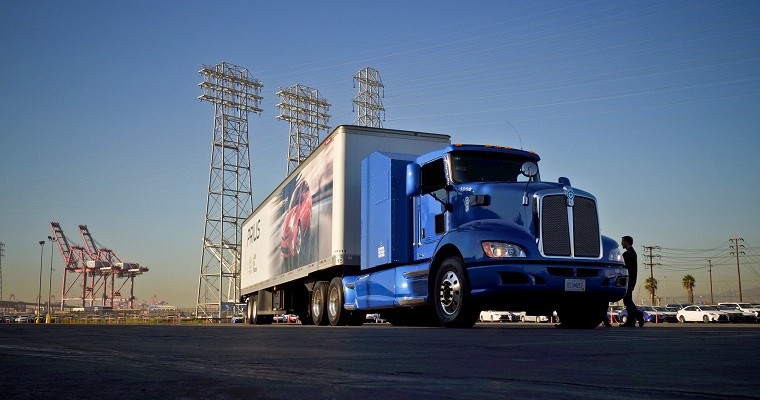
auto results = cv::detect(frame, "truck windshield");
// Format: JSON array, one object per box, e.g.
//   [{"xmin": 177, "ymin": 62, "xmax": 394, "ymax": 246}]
[{"xmin": 450, "ymin": 151, "xmax": 538, "ymax": 183}]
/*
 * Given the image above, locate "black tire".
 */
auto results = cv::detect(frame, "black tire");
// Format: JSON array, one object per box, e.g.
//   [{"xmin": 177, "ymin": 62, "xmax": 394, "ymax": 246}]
[
  {"xmin": 703, "ymin": 315, "xmax": 710, "ymax": 323},
  {"xmin": 246, "ymin": 295, "xmax": 256, "ymax": 325},
  {"xmin": 433, "ymin": 256, "xmax": 479, "ymax": 328},
  {"xmin": 246, "ymin": 295, "xmax": 272, "ymax": 325},
  {"xmin": 678, "ymin": 315, "xmax": 685, "ymax": 323},
  {"xmin": 311, "ymin": 281, "xmax": 329, "ymax": 326},
  {"xmin": 557, "ymin": 301, "xmax": 607, "ymax": 329},
  {"xmin": 621, "ymin": 315, "xmax": 628, "ymax": 324},
  {"xmin": 327, "ymin": 277, "xmax": 348, "ymax": 326}
]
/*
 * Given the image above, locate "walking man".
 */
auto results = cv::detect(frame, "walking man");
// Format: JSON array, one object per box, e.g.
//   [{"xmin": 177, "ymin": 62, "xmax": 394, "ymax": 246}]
[{"xmin": 621, "ymin": 235, "xmax": 645, "ymax": 327}]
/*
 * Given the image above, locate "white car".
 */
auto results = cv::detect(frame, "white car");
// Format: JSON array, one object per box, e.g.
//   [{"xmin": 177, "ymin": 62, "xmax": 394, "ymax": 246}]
[
  {"xmin": 718, "ymin": 302, "xmax": 760, "ymax": 320},
  {"xmin": 676, "ymin": 305, "xmax": 729, "ymax": 323},
  {"xmin": 516, "ymin": 312, "xmax": 556, "ymax": 323},
  {"xmin": 479, "ymin": 311, "xmax": 516, "ymax": 322}
]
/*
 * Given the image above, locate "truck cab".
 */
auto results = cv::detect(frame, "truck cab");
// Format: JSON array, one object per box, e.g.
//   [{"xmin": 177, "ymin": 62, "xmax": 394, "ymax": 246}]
[{"xmin": 349, "ymin": 144, "xmax": 628, "ymax": 328}]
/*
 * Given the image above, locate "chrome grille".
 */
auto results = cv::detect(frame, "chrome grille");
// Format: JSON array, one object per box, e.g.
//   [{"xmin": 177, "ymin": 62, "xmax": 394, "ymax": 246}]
[
  {"xmin": 541, "ymin": 195, "xmax": 571, "ymax": 256},
  {"xmin": 540, "ymin": 192, "xmax": 601, "ymax": 258},
  {"xmin": 572, "ymin": 196, "xmax": 600, "ymax": 257}
]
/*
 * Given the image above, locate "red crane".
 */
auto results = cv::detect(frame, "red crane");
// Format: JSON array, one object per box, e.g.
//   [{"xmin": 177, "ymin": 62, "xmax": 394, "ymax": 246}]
[
  {"xmin": 79, "ymin": 225, "xmax": 120, "ymax": 308},
  {"xmin": 78, "ymin": 224, "xmax": 148, "ymax": 309},
  {"xmin": 50, "ymin": 222, "xmax": 92, "ymax": 310},
  {"xmin": 50, "ymin": 222, "xmax": 149, "ymax": 310}
]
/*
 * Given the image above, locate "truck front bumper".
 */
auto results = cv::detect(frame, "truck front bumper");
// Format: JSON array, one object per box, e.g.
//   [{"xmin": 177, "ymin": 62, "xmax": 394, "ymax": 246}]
[{"xmin": 466, "ymin": 262, "xmax": 628, "ymax": 309}]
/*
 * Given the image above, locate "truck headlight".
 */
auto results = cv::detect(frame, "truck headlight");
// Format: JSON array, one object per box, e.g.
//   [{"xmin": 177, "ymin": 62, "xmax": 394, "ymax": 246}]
[
  {"xmin": 482, "ymin": 242, "xmax": 526, "ymax": 258},
  {"xmin": 609, "ymin": 247, "xmax": 623, "ymax": 262}
]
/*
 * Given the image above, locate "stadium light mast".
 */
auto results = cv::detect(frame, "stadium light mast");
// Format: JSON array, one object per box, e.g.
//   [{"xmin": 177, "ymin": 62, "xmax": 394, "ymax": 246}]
[
  {"xmin": 196, "ymin": 62, "xmax": 262, "ymax": 319},
  {"xmin": 353, "ymin": 67, "xmax": 385, "ymax": 128},
  {"xmin": 276, "ymin": 84, "xmax": 331, "ymax": 175}
]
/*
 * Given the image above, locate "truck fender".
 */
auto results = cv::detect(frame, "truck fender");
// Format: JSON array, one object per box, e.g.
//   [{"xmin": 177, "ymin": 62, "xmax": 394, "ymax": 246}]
[{"xmin": 432, "ymin": 219, "xmax": 537, "ymax": 265}]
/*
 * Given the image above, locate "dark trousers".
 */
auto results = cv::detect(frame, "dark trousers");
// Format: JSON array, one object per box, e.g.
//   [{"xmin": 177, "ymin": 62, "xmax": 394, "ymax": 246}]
[{"xmin": 623, "ymin": 289, "xmax": 641, "ymax": 323}]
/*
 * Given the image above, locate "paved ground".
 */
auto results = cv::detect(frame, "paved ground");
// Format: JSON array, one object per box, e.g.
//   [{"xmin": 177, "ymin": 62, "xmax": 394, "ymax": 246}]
[{"xmin": 1, "ymin": 323, "xmax": 758, "ymax": 399}]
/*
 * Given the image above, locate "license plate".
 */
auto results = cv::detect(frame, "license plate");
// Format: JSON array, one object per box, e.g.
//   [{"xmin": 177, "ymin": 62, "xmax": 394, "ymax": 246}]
[{"xmin": 565, "ymin": 279, "xmax": 586, "ymax": 292}]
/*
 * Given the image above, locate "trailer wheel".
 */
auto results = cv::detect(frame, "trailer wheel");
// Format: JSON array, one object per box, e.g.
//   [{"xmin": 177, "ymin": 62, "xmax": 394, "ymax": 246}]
[
  {"xmin": 433, "ymin": 256, "xmax": 479, "ymax": 328},
  {"xmin": 247, "ymin": 295, "xmax": 273, "ymax": 325},
  {"xmin": 311, "ymin": 281, "xmax": 329, "ymax": 326},
  {"xmin": 327, "ymin": 277, "xmax": 347, "ymax": 326},
  {"xmin": 246, "ymin": 295, "xmax": 256, "ymax": 325}
]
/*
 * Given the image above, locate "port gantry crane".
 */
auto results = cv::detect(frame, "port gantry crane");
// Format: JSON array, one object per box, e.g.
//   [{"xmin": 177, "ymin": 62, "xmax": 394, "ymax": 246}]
[
  {"xmin": 50, "ymin": 222, "xmax": 149, "ymax": 310},
  {"xmin": 78, "ymin": 224, "xmax": 148, "ymax": 309},
  {"xmin": 50, "ymin": 222, "xmax": 93, "ymax": 310}
]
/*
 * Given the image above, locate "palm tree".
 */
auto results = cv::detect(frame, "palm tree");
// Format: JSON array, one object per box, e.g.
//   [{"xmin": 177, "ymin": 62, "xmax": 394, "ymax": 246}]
[
  {"xmin": 682, "ymin": 275, "xmax": 696, "ymax": 304},
  {"xmin": 644, "ymin": 277, "xmax": 658, "ymax": 305}
]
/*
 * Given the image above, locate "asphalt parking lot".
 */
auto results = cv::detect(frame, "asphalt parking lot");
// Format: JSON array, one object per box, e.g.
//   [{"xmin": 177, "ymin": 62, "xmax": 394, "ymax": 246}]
[{"xmin": 1, "ymin": 323, "xmax": 758, "ymax": 399}]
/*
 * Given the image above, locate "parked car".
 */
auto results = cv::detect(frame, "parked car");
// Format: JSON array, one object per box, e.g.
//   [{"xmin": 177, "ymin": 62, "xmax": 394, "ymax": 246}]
[
  {"xmin": 715, "ymin": 305, "xmax": 756, "ymax": 323},
  {"xmin": 231, "ymin": 315, "xmax": 245, "ymax": 323},
  {"xmin": 666, "ymin": 303, "xmax": 692, "ymax": 311},
  {"xmin": 365, "ymin": 313, "xmax": 386, "ymax": 323},
  {"xmin": 619, "ymin": 306, "xmax": 677, "ymax": 324},
  {"xmin": 479, "ymin": 311, "xmax": 517, "ymax": 322},
  {"xmin": 676, "ymin": 305, "xmax": 729, "ymax": 323},
  {"xmin": 516, "ymin": 311, "xmax": 556, "ymax": 323},
  {"xmin": 273, "ymin": 314, "xmax": 300, "ymax": 323},
  {"xmin": 652, "ymin": 306, "xmax": 679, "ymax": 322},
  {"xmin": 605, "ymin": 305, "xmax": 623, "ymax": 324},
  {"xmin": 718, "ymin": 302, "xmax": 760, "ymax": 320}
]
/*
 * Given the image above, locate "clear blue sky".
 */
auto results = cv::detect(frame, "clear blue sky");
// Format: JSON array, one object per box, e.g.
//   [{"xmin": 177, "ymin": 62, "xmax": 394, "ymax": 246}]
[{"xmin": 1, "ymin": 0, "xmax": 759, "ymax": 307}]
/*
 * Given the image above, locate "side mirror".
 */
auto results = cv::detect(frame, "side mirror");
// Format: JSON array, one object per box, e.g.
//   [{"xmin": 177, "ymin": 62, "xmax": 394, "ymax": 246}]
[
  {"xmin": 406, "ymin": 163, "xmax": 421, "ymax": 197},
  {"xmin": 520, "ymin": 161, "xmax": 538, "ymax": 178}
]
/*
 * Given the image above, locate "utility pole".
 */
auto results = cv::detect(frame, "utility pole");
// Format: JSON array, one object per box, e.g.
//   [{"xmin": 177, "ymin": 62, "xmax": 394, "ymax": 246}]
[
  {"xmin": 708, "ymin": 259, "xmax": 714, "ymax": 305},
  {"xmin": 642, "ymin": 246, "xmax": 661, "ymax": 306},
  {"xmin": 0, "ymin": 242, "xmax": 4, "ymax": 310},
  {"xmin": 729, "ymin": 237, "xmax": 745, "ymax": 302}
]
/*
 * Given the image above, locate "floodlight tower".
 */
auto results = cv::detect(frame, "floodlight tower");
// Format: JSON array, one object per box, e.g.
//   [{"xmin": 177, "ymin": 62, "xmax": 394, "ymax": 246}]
[
  {"xmin": 196, "ymin": 62, "xmax": 262, "ymax": 319},
  {"xmin": 276, "ymin": 84, "xmax": 331, "ymax": 174},
  {"xmin": 353, "ymin": 67, "xmax": 385, "ymax": 128}
]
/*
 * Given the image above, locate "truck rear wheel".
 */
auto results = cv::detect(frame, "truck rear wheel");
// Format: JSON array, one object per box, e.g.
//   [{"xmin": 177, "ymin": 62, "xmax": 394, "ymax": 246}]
[
  {"xmin": 433, "ymin": 256, "xmax": 479, "ymax": 328},
  {"xmin": 311, "ymin": 281, "xmax": 329, "ymax": 326},
  {"xmin": 327, "ymin": 277, "xmax": 349, "ymax": 326}
]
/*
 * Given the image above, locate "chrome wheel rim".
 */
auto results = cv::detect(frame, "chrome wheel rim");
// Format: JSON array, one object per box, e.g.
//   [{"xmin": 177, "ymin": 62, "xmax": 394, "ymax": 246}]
[
  {"xmin": 438, "ymin": 270, "xmax": 461, "ymax": 316},
  {"xmin": 328, "ymin": 286, "xmax": 339, "ymax": 321},
  {"xmin": 312, "ymin": 288, "xmax": 322, "ymax": 319}
]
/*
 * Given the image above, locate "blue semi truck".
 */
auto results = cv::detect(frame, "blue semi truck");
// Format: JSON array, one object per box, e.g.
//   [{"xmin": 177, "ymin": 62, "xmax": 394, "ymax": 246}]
[{"xmin": 241, "ymin": 125, "xmax": 628, "ymax": 328}]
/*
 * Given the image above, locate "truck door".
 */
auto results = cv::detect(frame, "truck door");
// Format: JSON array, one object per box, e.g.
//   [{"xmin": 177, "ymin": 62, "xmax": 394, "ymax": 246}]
[{"xmin": 415, "ymin": 158, "xmax": 448, "ymax": 260}]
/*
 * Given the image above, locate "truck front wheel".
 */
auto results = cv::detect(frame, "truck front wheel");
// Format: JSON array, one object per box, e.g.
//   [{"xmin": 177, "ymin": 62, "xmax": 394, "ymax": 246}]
[
  {"xmin": 311, "ymin": 281, "xmax": 329, "ymax": 326},
  {"xmin": 433, "ymin": 256, "xmax": 479, "ymax": 328}
]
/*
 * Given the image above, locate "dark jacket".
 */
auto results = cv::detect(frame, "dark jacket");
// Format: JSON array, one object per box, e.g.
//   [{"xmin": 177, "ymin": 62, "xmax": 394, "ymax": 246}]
[{"xmin": 623, "ymin": 247, "xmax": 638, "ymax": 290}]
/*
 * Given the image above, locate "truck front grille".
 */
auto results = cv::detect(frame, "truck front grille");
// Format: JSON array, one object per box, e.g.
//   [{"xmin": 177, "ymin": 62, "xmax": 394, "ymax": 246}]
[{"xmin": 540, "ymin": 193, "xmax": 601, "ymax": 258}]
